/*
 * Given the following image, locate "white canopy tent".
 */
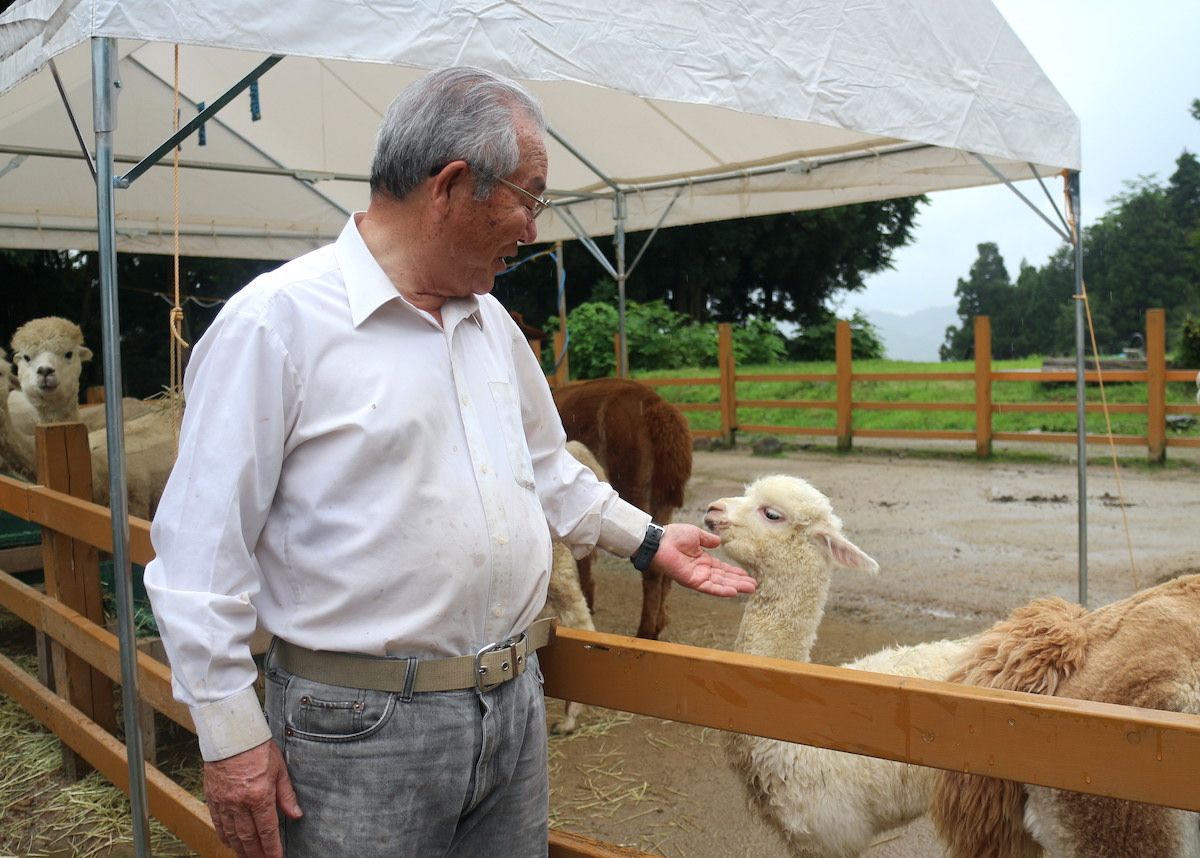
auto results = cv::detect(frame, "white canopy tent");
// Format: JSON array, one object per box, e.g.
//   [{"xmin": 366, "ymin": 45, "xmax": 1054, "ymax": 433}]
[
  {"xmin": 0, "ymin": 1, "xmax": 1083, "ymax": 852},
  {"xmin": 1, "ymin": 0, "xmax": 1080, "ymax": 256}
]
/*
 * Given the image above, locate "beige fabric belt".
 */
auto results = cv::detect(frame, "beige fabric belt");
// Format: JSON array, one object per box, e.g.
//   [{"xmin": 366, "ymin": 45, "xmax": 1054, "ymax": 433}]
[{"xmin": 271, "ymin": 617, "xmax": 557, "ymax": 694}]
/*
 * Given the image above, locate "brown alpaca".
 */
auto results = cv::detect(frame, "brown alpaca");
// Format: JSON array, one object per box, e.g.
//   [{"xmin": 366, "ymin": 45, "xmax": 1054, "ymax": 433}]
[
  {"xmin": 553, "ymin": 377, "xmax": 692, "ymax": 639},
  {"xmin": 931, "ymin": 575, "xmax": 1200, "ymax": 858}
]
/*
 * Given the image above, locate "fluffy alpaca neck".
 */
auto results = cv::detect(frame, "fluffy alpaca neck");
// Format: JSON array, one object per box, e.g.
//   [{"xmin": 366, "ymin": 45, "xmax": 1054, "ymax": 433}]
[
  {"xmin": 733, "ymin": 548, "xmax": 832, "ymax": 663},
  {"xmin": 31, "ymin": 394, "xmax": 80, "ymax": 424}
]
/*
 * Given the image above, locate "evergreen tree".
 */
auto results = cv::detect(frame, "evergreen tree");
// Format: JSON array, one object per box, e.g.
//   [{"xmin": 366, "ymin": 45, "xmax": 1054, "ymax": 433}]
[{"xmin": 940, "ymin": 243, "xmax": 1011, "ymax": 360}]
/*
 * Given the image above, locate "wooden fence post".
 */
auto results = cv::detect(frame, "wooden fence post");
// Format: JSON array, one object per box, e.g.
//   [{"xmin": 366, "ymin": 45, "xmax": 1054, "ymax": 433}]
[
  {"xmin": 553, "ymin": 328, "xmax": 570, "ymax": 388},
  {"xmin": 974, "ymin": 315, "xmax": 993, "ymax": 458},
  {"xmin": 1146, "ymin": 308, "xmax": 1166, "ymax": 464},
  {"xmin": 36, "ymin": 422, "xmax": 118, "ymax": 780},
  {"xmin": 836, "ymin": 320, "xmax": 852, "ymax": 451},
  {"xmin": 718, "ymin": 323, "xmax": 736, "ymax": 446}
]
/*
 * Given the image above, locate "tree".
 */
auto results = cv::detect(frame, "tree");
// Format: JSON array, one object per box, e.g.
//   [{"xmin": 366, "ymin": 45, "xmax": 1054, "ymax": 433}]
[
  {"xmin": 495, "ymin": 197, "xmax": 925, "ymax": 331},
  {"xmin": 940, "ymin": 243, "xmax": 1011, "ymax": 360}
]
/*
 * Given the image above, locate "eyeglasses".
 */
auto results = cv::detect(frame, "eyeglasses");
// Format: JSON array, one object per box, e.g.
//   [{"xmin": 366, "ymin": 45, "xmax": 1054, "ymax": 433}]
[
  {"xmin": 492, "ymin": 175, "xmax": 552, "ymax": 220},
  {"xmin": 429, "ymin": 162, "xmax": 552, "ymax": 220}
]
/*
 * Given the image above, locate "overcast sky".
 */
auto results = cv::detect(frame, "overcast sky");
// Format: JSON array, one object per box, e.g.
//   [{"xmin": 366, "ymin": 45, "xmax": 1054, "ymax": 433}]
[{"xmin": 840, "ymin": 0, "xmax": 1200, "ymax": 319}]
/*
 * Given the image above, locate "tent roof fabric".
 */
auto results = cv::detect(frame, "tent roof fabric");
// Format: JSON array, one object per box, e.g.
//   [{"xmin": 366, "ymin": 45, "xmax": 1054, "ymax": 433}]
[{"xmin": 0, "ymin": 0, "xmax": 1080, "ymax": 258}]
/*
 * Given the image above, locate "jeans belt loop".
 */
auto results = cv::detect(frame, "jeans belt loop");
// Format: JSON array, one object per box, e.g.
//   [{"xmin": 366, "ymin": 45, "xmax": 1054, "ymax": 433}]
[{"xmin": 400, "ymin": 656, "xmax": 418, "ymax": 702}]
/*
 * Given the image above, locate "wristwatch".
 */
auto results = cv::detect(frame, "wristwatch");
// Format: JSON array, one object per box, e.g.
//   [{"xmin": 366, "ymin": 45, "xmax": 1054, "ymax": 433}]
[{"xmin": 631, "ymin": 523, "xmax": 665, "ymax": 572}]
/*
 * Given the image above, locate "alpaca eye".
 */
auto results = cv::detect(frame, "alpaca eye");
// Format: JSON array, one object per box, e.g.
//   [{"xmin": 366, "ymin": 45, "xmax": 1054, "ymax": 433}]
[
  {"xmin": 21, "ymin": 354, "xmax": 29, "ymax": 362},
  {"xmin": 64, "ymin": 351, "xmax": 73, "ymax": 360},
  {"xmin": 761, "ymin": 507, "xmax": 783, "ymax": 522}
]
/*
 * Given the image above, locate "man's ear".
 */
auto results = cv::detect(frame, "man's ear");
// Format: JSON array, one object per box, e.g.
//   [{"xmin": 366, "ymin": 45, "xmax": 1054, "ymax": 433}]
[{"xmin": 428, "ymin": 160, "xmax": 470, "ymax": 217}]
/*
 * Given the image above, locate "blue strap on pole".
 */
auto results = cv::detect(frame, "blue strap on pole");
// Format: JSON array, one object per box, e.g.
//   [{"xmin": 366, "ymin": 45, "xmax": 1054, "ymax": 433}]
[
  {"xmin": 249, "ymin": 81, "xmax": 261, "ymax": 121},
  {"xmin": 197, "ymin": 101, "xmax": 206, "ymax": 146}
]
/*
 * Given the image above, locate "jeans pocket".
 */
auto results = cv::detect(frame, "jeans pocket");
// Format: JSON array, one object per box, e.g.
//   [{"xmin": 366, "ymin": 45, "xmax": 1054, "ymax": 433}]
[{"xmin": 284, "ymin": 676, "xmax": 395, "ymax": 744}]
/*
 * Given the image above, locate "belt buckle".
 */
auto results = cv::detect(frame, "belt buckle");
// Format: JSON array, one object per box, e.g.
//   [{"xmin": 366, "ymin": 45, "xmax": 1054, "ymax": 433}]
[{"xmin": 474, "ymin": 631, "xmax": 527, "ymax": 693}]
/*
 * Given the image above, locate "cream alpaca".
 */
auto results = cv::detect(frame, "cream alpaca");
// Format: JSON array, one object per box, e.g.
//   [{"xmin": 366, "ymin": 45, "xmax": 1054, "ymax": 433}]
[
  {"xmin": 8, "ymin": 316, "xmax": 152, "ymax": 435},
  {"xmin": 706, "ymin": 474, "xmax": 972, "ymax": 858},
  {"xmin": 932, "ymin": 576, "xmax": 1200, "ymax": 858}
]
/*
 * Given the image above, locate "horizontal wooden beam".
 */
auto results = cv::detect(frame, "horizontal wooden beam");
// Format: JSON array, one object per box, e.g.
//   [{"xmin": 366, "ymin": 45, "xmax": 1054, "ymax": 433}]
[
  {"xmin": 0, "ymin": 475, "xmax": 153, "ymax": 565},
  {"xmin": 991, "ymin": 432, "xmax": 1144, "ymax": 446},
  {"xmin": 855, "ymin": 429, "xmax": 975, "ymax": 441},
  {"xmin": 0, "ymin": 650, "xmax": 229, "ymax": 856},
  {"xmin": 855, "ymin": 401, "xmax": 973, "ymax": 412},
  {"xmin": 736, "ymin": 424, "xmax": 837, "ymax": 436},
  {"xmin": 737, "ymin": 399, "xmax": 835, "ymax": 410},
  {"xmin": 539, "ymin": 627, "xmax": 1200, "ymax": 813},
  {"xmin": 737, "ymin": 373, "xmax": 834, "ymax": 383},
  {"xmin": 549, "ymin": 828, "xmax": 661, "ymax": 857},
  {"xmin": 0, "ymin": 568, "xmax": 192, "ymax": 731},
  {"xmin": 993, "ymin": 402, "xmax": 1145, "ymax": 414},
  {"xmin": 853, "ymin": 372, "xmax": 973, "ymax": 382}
]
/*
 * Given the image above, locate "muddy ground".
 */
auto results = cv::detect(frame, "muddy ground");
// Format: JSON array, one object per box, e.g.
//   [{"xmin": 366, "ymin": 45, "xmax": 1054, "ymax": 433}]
[
  {"xmin": 545, "ymin": 442, "xmax": 1200, "ymax": 857},
  {"xmin": 2, "ymin": 441, "xmax": 1198, "ymax": 856}
]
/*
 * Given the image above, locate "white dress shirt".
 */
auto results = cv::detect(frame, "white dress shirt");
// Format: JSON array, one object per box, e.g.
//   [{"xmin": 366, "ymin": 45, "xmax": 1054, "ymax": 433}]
[{"xmin": 144, "ymin": 215, "xmax": 650, "ymax": 761}]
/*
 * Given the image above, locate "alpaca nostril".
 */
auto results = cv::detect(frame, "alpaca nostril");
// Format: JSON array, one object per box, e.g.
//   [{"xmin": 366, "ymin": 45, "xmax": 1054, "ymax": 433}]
[{"xmin": 37, "ymin": 366, "xmax": 54, "ymax": 378}]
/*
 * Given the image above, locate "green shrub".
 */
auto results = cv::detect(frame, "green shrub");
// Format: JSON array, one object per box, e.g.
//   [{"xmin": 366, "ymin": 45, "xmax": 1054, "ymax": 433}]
[
  {"xmin": 786, "ymin": 311, "xmax": 884, "ymax": 361},
  {"xmin": 543, "ymin": 299, "xmax": 788, "ymax": 379}
]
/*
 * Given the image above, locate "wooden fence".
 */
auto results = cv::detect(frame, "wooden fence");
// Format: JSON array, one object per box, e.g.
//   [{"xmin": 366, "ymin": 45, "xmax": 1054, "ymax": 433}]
[
  {"xmin": 3, "ymin": 419, "xmax": 1200, "ymax": 855},
  {"xmin": 629, "ymin": 309, "xmax": 1200, "ymax": 462}
]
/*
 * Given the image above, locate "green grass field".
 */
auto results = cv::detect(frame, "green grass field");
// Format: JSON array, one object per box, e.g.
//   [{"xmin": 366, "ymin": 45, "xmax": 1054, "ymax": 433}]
[{"xmin": 637, "ymin": 358, "xmax": 1200, "ymax": 441}]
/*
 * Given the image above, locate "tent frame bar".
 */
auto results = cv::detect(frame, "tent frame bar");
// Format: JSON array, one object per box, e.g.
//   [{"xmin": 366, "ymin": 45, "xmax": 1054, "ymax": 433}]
[
  {"xmin": 1030, "ymin": 162, "xmax": 1073, "ymax": 235},
  {"xmin": 117, "ymin": 53, "xmax": 284, "ymax": 188},
  {"xmin": 1068, "ymin": 170, "xmax": 1088, "ymax": 607},
  {"xmin": 0, "ymin": 142, "xmax": 369, "ymax": 182},
  {"xmin": 49, "ymin": 59, "xmax": 96, "ymax": 181},
  {"xmin": 972, "ymin": 152, "xmax": 1070, "ymax": 243},
  {"xmin": 92, "ymin": 35, "xmax": 152, "ymax": 857}
]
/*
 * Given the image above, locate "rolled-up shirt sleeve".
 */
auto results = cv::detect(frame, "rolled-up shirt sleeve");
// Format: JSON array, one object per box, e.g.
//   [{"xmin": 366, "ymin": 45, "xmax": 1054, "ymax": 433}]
[
  {"xmin": 510, "ymin": 324, "xmax": 650, "ymax": 560},
  {"xmin": 143, "ymin": 304, "xmax": 299, "ymax": 761}
]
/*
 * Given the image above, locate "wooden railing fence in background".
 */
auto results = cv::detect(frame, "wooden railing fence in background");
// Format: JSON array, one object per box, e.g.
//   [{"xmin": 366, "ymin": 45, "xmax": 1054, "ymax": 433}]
[{"xmin": 629, "ymin": 308, "xmax": 1200, "ymax": 462}]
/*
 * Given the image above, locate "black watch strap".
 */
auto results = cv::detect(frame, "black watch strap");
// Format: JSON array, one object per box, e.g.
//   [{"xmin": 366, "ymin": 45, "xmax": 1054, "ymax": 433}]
[{"xmin": 631, "ymin": 523, "xmax": 665, "ymax": 572}]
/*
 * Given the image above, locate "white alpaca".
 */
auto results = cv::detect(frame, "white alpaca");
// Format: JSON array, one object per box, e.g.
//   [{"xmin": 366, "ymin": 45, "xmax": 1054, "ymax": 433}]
[
  {"xmin": 5, "ymin": 317, "xmax": 176, "ymax": 517},
  {"xmin": 705, "ymin": 474, "xmax": 971, "ymax": 858},
  {"xmin": 8, "ymin": 316, "xmax": 154, "ymax": 435},
  {"xmin": 0, "ymin": 348, "xmax": 37, "ymax": 481},
  {"xmin": 540, "ymin": 439, "xmax": 605, "ymax": 735}
]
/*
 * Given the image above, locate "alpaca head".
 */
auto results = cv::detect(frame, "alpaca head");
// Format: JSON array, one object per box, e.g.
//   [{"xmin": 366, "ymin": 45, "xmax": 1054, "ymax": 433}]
[
  {"xmin": 10, "ymin": 317, "xmax": 93, "ymax": 414},
  {"xmin": 703, "ymin": 474, "xmax": 879, "ymax": 583}
]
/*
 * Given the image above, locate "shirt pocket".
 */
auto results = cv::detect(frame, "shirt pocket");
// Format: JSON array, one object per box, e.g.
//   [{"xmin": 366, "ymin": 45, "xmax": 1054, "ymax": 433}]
[{"xmin": 488, "ymin": 380, "xmax": 537, "ymax": 491}]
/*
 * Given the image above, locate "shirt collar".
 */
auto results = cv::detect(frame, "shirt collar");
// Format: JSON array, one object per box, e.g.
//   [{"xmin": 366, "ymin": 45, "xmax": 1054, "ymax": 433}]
[{"xmin": 335, "ymin": 214, "xmax": 483, "ymax": 330}]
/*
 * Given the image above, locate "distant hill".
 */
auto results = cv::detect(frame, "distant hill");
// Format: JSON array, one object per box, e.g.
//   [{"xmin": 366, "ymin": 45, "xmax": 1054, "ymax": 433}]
[{"xmin": 864, "ymin": 306, "xmax": 958, "ymax": 362}]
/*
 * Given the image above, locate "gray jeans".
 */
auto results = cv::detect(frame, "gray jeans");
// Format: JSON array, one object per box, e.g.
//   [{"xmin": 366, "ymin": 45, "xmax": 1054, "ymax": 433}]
[{"xmin": 264, "ymin": 648, "xmax": 549, "ymax": 857}]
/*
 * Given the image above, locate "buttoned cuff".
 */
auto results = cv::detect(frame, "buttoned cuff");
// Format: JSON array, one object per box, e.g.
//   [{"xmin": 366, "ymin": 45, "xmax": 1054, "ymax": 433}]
[
  {"xmin": 190, "ymin": 686, "xmax": 272, "ymax": 762},
  {"xmin": 597, "ymin": 498, "xmax": 652, "ymax": 559}
]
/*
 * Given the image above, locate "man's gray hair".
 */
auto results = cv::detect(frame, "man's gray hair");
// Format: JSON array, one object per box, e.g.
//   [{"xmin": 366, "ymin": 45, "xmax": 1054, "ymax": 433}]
[{"xmin": 370, "ymin": 66, "xmax": 547, "ymax": 201}]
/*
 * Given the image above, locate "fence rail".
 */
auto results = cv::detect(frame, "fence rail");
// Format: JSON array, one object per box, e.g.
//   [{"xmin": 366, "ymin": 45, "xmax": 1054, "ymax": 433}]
[{"xmin": 634, "ymin": 309, "xmax": 1200, "ymax": 461}]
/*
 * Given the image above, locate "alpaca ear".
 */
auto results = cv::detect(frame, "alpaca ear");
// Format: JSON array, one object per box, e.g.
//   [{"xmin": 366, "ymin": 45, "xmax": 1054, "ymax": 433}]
[
  {"xmin": 812, "ymin": 528, "xmax": 879, "ymax": 575},
  {"xmin": 79, "ymin": 346, "xmax": 93, "ymax": 363}
]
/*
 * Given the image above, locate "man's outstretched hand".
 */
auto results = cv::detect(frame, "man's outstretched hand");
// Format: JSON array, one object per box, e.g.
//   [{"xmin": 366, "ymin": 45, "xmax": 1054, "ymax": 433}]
[{"xmin": 648, "ymin": 523, "xmax": 755, "ymax": 596}]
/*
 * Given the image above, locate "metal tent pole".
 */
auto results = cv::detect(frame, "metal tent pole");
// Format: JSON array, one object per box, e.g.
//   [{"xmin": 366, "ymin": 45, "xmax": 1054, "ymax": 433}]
[
  {"xmin": 92, "ymin": 36, "xmax": 151, "ymax": 856},
  {"xmin": 614, "ymin": 192, "xmax": 629, "ymax": 377},
  {"xmin": 1069, "ymin": 170, "xmax": 1088, "ymax": 607}
]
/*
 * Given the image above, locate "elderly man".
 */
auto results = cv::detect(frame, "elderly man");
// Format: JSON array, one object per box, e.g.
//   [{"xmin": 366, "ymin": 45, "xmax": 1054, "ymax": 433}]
[{"xmin": 145, "ymin": 66, "xmax": 753, "ymax": 858}]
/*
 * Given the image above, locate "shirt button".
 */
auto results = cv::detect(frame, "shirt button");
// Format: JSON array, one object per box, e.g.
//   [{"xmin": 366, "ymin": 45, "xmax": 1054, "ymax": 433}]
[
  {"xmin": 492, "ymin": 607, "xmax": 503, "ymax": 618},
  {"xmin": 461, "ymin": 395, "xmax": 468, "ymax": 406}
]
